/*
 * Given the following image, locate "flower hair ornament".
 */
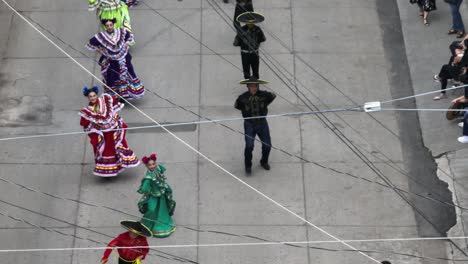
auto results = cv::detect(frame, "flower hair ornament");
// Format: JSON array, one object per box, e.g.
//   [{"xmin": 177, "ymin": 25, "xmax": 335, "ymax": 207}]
[
  {"xmin": 82, "ymin": 86, "xmax": 99, "ymax": 96},
  {"xmin": 141, "ymin": 153, "xmax": 157, "ymax": 164}
]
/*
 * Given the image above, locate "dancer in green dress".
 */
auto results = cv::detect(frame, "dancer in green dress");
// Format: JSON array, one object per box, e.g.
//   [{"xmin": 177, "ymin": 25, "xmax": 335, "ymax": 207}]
[
  {"xmin": 88, "ymin": 0, "xmax": 132, "ymax": 31},
  {"xmin": 138, "ymin": 153, "xmax": 176, "ymax": 238}
]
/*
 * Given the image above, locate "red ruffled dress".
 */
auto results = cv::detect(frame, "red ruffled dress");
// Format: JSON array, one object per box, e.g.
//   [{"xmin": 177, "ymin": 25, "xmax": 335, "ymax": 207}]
[{"xmin": 79, "ymin": 94, "xmax": 139, "ymax": 177}]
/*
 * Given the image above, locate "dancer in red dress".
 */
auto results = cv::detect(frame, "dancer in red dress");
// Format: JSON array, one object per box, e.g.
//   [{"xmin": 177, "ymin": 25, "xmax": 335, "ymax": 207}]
[
  {"xmin": 79, "ymin": 86, "xmax": 139, "ymax": 177},
  {"xmin": 101, "ymin": 221, "xmax": 152, "ymax": 264}
]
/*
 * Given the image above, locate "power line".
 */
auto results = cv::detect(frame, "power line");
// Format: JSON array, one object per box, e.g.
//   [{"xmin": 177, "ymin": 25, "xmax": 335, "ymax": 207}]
[
  {"xmin": 0, "ymin": 207, "xmax": 194, "ymax": 263},
  {"xmin": 382, "ymin": 108, "xmax": 468, "ymax": 112},
  {"xmin": 203, "ymin": 0, "xmax": 468, "ymax": 257},
  {"xmin": 24, "ymin": 0, "xmax": 468, "ymax": 245},
  {"xmin": 3, "ymin": 1, "xmax": 464, "ymax": 262},
  {"xmin": 0, "ymin": 199, "xmax": 199, "ymax": 263},
  {"xmin": 228, "ymin": 0, "xmax": 468, "ymax": 205},
  {"xmin": 0, "ymin": 108, "xmax": 359, "ymax": 142},
  {"xmin": 10, "ymin": 11, "xmax": 459, "ymax": 259},
  {"xmin": 1, "ymin": 235, "xmax": 468, "ymax": 252},
  {"xmin": 2, "ymin": 2, "xmax": 383, "ymax": 263},
  {"xmin": 0, "ymin": 199, "xmax": 466, "ymax": 262},
  {"xmin": 17, "ymin": 9, "xmax": 468, "ymax": 223},
  {"xmin": 381, "ymin": 84, "xmax": 468, "ymax": 104}
]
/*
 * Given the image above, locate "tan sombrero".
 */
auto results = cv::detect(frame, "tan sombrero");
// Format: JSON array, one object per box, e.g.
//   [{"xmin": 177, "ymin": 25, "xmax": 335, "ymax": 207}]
[
  {"xmin": 239, "ymin": 78, "xmax": 269, "ymax": 85},
  {"xmin": 236, "ymin": 11, "xmax": 265, "ymax": 24}
]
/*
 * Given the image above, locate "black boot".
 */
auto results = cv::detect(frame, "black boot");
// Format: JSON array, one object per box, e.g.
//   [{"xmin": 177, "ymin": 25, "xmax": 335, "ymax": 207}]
[
  {"xmin": 245, "ymin": 166, "xmax": 252, "ymax": 175},
  {"xmin": 260, "ymin": 161, "xmax": 270, "ymax": 170}
]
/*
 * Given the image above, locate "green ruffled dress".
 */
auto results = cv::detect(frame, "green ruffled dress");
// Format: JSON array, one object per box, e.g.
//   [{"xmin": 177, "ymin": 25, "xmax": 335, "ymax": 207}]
[
  {"xmin": 137, "ymin": 165, "xmax": 176, "ymax": 238},
  {"xmin": 88, "ymin": 0, "xmax": 132, "ymax": 31}
]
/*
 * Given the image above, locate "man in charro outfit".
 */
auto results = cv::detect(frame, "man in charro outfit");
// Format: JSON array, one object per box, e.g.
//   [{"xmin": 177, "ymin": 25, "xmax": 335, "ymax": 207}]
[
  {"xmin": 233, "ymin": 0, "xmax": 254, "ymax": 32},
  {"xmin": 233, "ymin": 12, "xmax": 266, "ymax": 80},
  {"xmin": 235, "ymin": 78, "xmax": 276, "ymax": 175},
  {"xmin": 101, "ymin": 221, "xmax": 152, "ymax": 264}
]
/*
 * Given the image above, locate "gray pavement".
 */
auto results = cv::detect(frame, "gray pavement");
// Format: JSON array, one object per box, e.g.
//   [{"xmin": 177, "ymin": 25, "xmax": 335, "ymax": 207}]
[{"xmin": 0, "ymin": 0, "xmax": 462, "ymax": 264}]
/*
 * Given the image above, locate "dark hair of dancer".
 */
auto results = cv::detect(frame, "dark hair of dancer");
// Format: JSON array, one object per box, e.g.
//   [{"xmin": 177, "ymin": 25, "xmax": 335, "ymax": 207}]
[{"xmin": 101, "ymin": 18, "xmax": 117, "ymax": 25}]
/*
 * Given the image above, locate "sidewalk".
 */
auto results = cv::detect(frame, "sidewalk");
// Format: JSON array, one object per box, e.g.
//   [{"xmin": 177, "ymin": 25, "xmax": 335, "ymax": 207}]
[{"xmin": 396, "ymin": 0, "xmax": 468, "ymax": 258}]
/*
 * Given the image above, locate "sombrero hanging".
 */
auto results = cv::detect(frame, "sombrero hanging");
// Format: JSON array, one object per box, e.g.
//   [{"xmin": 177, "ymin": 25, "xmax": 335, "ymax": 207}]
[
  {"xmin": 446, "ymin": 101, "xmax": 464, "ymax": 120},
  {"xmin": 120, "ymin": 220, "xmax": 153, "ymax": 237},
  {"xmin": 236, "ymin": 11, "xmax": 265, "ymax": 24},
  {"xmin": 239, "ymin": 78, "xmax": 269, "ymax": 85}
]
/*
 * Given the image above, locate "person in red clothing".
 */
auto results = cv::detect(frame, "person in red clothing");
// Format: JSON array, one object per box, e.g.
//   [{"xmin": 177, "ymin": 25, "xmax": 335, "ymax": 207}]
[
  {"xmin": 101, "ymin": 221, "xmax": 153, "ymax": 264},
  {"xmin": 79, "ymin": 86, "xmax": 139, "ymax": 177}
]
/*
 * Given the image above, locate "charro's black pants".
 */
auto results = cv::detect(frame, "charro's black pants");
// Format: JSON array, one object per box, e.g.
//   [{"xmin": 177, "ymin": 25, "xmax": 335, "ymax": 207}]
[
  {"xmin": 241, "ymin": 52, "xmax": 259, "ymax": 79},
  {"xmin": 233, "ymin": 3, "xmax": 254, "ymax": 32}
]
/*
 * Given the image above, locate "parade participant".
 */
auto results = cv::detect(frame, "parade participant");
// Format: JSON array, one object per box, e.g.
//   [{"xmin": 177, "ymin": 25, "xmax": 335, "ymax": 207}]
[
  {"xmin": 88, "ymin": 0, "xmax": 132, "ymax": 31},
  {"xmin": 234, "ymin": 78, "xmax": 276, "ymax": 174},
  {"xmin": 233, "ymin": 12, "xmax": 266, "ymax": 80},
  {"xmin": 79, "ymin": 86, "xmax": 139, "ymax": 177},
  {"xmin": 101, "ymin": 220, "xmax": 152, "ymax": 264},
  {"xmin": 138, "ymin": 153, "xmax": 176, "ymax": 237},
  {"xmin": 86, "ymin": 18, "xmax": 145, "ymax": 100},
  {"xmin": 233, "ymin": 0, "xmax": 254, "ymax": 33}
]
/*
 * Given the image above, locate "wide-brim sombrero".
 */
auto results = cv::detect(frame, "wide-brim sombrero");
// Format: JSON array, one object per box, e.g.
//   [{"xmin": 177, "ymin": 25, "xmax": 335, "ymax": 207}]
[
  {"xmin": 120, "ymin": 220, "xmax": 153, "ymax": 237},
  {"xmin": 236, "ymin": 11, "xmax": 265, "ymax": 24},
  {"xmin": 446, "ymin": 101, "xmax": 463, "ymax": 120},
  {"xmin": 239, "ymin": 78, "xmax": 269, "ymax": 85}
]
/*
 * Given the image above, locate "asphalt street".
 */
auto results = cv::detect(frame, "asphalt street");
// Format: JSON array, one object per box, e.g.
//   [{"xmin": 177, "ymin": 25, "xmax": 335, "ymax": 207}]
[{"xmin": 0, "ymin": 0, "xmax": 464, "ymax": 264}]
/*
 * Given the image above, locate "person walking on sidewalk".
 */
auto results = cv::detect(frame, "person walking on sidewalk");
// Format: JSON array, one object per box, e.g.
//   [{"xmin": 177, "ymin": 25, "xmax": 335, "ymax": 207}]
[
  {"xmin": 446, "ymin": 0, "xmax": 466, "ymax": 38},
  {"xmin": 235, "ymin": 78, "xmax": 276, "ymax": 175},
  {"xmin": 410, "ymin": 0, "xmax": 437, "ymax": 26}
]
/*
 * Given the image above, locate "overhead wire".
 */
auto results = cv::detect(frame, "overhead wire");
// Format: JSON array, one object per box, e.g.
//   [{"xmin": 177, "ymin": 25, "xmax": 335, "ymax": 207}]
[
  {"xmin": 381, "ymin": 83, "xmax": 468, "ymax": 104},
  {"xmin": 13, "ymin": 0, "xmax": 467, "ymax": 244},
  {"xmin": 227, "ymin": 0, "xmax": 468, "ymax": 228},
  {"xmin": 0, "ymin": 206, "xmax": 192, "ymax": 263},
  {"xmin": 7, "ymin": 3, "xmax": 458, "ymax": 262},
  {"xmin": 1, "ymin": 1, "xmax": 385, "ymax": 263},
  {"xmin": 3, "ymin": 235, "xmax": 468, "ymax": 252},
  {"xmin": 9, "ymin": 12, "xmax": 456, "ymax": 255},
  {"xmin": 382, "ymin": 108, "xmax": 468, "ymax": 112},
  {"xmin": 1, "ymin": 199, "xmax": 466, "ymax": 262},
  {"xmin": 14, "ymin": 0, "xmax": 468, "ymax": 248},
  {"xmin": 15, "ymin": 3, "xmax": 468, "ymax": 222},
  {"xmin": 0, "ymin": 108, "xmax": 360, "ymax": 142},
  {"xmin": 203, "ymin": 0, "xmax": 468, "ymax": 257},
  {"xmin": 216, "ymin": 0, "xmax": 467, "ymax": 221},
  {"xmin": 2, "ymin": 1, "xmax": 464, "ymax": 262}
]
